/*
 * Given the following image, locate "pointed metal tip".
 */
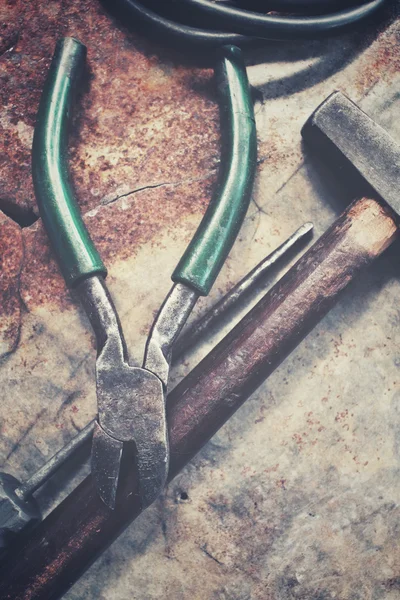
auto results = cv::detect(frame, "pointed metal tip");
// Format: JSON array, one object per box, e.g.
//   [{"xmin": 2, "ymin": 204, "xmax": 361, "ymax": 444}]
[
  {"xmin": 283, "ymin": 222, "xmax": 313, "ymax": 252},
  {"xmin": 91, "ymin": 422, "xmax": 123, "ymax": 510},
  {"xmin": 290, "ymin": 222, "xmax": 313, "ymax": 244},
  {"xmin": 300, "ymin": 222, "xmax": 314, "ymax": 234}
]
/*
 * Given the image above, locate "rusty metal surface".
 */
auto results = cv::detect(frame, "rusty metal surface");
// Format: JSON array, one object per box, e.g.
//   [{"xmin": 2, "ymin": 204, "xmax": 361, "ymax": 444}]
[
  {"xmin": 0, "ymin": 1, "xmax": 399, "ymax": 599},
  {"xmin": 0, "ymin": 0, "xmax": 218, "ymax": 218}
]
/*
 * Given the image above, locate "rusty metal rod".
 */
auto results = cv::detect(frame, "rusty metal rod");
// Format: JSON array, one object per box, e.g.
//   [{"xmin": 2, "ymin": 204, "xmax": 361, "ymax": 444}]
[{"xmin": 0, "ymin": 196, "xmax": 397, "ymax": 600}]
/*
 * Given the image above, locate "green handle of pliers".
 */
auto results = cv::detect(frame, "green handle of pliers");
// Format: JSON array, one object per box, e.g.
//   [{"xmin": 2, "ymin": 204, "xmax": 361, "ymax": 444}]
[
  {"xmin": 172, "ymin": 45, "xmax": 257, "ymax": 296},
  {"xmin": 32, "ymin": 38, "xmax": 106, "ymax": 287}
]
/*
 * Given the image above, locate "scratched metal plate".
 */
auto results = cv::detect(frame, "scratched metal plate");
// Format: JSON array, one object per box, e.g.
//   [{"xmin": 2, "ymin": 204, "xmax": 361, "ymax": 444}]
[{"xmin": 0, "ymin": 2, "xmax": 399, "ymax": 599}]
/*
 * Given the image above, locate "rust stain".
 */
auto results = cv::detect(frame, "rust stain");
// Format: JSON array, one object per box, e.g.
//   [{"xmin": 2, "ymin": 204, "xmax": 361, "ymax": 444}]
[
  {"xmin": 20, "ymin": 174, "xmax": 217, "ymax": 310},
  {"xmin": 0, "ymin": 0, "xmax": 220, "ymax": 217},
  {"xmin": 0, "ymin": 6, "xmax": 19, "ymax": 58},
  {"xmin": 355, "ymin": 21, "xmax": 400, "ymax": 93},
  {"xmin": 0, "ymin": 211, "xmax": 23, "ymax": 354},
  {"xmin": 1, "ymin": 0, "xmax": 224, "ymax": 312},
  {"xmin": 257, "ymin": 137, "xmax": 299, "ymax": 174}
]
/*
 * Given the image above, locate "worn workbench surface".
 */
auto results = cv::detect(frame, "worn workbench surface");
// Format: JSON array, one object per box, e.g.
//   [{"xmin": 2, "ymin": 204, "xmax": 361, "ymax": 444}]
[{"xmin": 1, "ymin": 2, "xmax": 400, "ymax": 599}]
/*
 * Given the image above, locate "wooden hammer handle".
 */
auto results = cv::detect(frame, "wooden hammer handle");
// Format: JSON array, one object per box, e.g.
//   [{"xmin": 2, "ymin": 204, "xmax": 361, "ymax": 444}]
[{"xmin": 0, "ymin": 197, "xmax": 397, "ymax": 600}]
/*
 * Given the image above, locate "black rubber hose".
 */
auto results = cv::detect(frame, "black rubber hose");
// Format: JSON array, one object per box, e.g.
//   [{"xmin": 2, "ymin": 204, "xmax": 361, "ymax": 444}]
[
  {"xmin": 111, "ymin": 0, "xmax": 387, "ymax": 49},
  {"xmin": 204, "ymin": 0, "xmax": 377, "ymax": 13}
]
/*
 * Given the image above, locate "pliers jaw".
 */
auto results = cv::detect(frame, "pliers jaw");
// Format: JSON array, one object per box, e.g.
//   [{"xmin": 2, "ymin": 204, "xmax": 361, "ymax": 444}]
[
  {"xmin": 143, "ymin": 283, "xmax": 199, "ymax": 387},
  {"xmin": 77, "ymin": 276, "xmax": 170, "ymax": 511},
  {"xmin": 92, "ymin": 416, "xmax": 169, "ymax": 512},
  {"xmin": 94, "ymin": 364, "xmax": 168, "ymax": 511},
  {"xmin": 91, "ymin": 422, "xmax": 123, "ymax": 510}
]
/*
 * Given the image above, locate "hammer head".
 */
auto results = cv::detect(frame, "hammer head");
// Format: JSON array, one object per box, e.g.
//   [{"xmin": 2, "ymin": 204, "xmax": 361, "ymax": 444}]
[{"xmin": 302, "ymin": 91, "xmax": 400, "ymax": 217}]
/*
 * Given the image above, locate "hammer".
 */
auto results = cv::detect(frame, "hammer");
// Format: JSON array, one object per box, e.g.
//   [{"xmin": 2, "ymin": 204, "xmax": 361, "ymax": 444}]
[
  {"xmin": 302, "ymin": 91, "xmax": 399, "ymax": 230},
  {"xmin": 0, "ymin": 93, "xmax": 398, "ymax": 599}
]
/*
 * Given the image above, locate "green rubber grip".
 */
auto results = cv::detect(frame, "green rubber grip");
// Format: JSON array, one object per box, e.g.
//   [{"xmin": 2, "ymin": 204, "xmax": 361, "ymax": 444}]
[
  {"xmin": 32, "ymin": 38, "xmax": 106, "ymax": 287},
  {"xmin": 172, "ymin": 45, "xmax": 257, "ymax": 296}
]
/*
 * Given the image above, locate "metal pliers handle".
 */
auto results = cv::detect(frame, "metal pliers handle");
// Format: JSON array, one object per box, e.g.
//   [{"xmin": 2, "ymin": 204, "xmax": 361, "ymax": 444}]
[{"xmin": 32, "ymin": 38, "xmax": 256, "ymax": 293}]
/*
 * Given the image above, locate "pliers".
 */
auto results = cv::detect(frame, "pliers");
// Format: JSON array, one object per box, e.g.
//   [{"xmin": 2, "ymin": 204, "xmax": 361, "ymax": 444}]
[{"xmin": 31, "ymin": 37, "xmax": 257, "ymax": 510}]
